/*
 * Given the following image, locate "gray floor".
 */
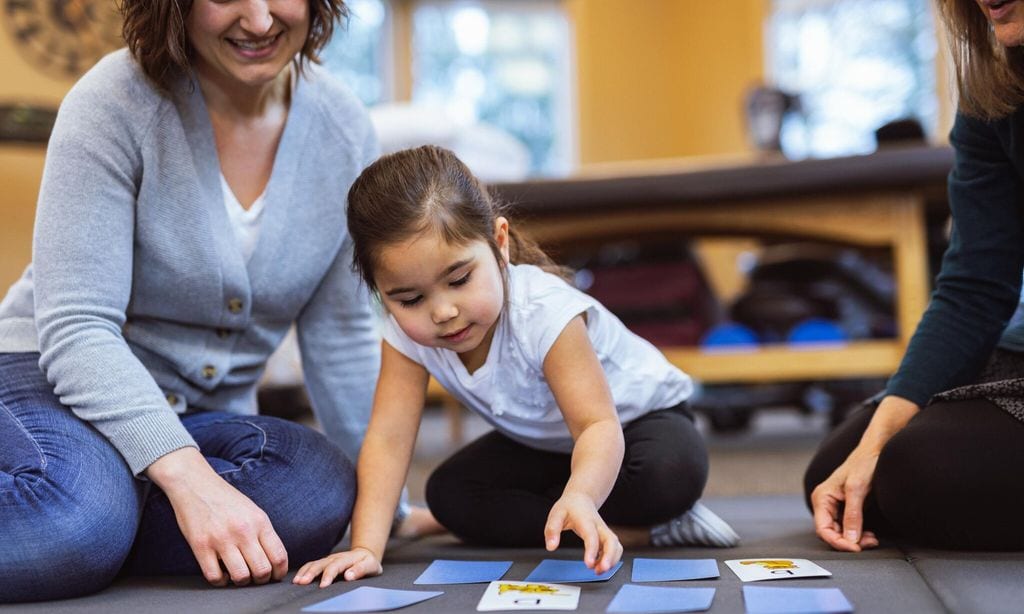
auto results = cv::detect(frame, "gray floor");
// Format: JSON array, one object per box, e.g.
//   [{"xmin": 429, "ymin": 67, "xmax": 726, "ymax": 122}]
[{"xmin": 3, "ymin": 408, "xmax": 1021, "ymax": 613}]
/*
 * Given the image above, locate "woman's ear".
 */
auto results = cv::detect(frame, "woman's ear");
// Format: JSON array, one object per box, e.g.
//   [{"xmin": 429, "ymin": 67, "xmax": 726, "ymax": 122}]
[{"xmin": 494, "ymin": 216, "xmax": 511, "ymax": 264}]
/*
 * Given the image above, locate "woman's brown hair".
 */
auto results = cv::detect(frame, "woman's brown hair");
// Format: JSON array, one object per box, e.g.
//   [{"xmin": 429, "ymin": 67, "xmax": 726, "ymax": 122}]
[
  {"xmin": 119, "ymin": 0, "xmax": 348, "ymax": 92},
  {"xmin": 347, "ymin": 145, "xmax": 571, "ymax": 295},
  {"xmin": 935, "ymin": 0, "xmax": 1024, "ymax": 119}
]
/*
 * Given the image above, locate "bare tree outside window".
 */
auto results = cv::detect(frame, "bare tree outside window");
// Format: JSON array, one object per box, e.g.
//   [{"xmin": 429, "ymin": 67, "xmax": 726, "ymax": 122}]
[{"xmin": 768, "ymin": 0, "xmax": 938, "ymax": 158}]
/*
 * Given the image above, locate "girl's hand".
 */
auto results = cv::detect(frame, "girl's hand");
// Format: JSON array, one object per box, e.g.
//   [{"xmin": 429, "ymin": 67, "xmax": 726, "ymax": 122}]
[
  {"xmin": 809, "ymin": 446, "xmax": 881, "ymax": 552},
  {"xmin": 545, "ymin": 492, "xmax": 623, "ymax": 575},
  {"xmin": 293, "ymin": 547, "xmax": 383, "ymax": 587}
]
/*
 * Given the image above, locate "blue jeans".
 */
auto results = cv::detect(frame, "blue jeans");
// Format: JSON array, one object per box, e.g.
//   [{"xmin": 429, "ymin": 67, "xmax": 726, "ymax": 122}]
[{"xmin": 0, "ymin": 353, "xmax": 356, "ymax": 603}]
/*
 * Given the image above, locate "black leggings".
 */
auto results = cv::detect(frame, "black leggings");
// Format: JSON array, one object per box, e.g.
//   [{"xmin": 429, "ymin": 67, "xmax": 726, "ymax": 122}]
[
  {"xmin": 426, "ymin": 406, "xmax": 708, "ymax": 547},
  {"xmin": 804, "ymin": 396, "xmax": 1024, "ymax": 550}
]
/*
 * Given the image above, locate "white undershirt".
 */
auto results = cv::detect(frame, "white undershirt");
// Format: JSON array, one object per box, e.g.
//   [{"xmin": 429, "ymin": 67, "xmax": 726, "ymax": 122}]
[{"xmin": 220, "ymin": 173, "xmax": 266, "ymax": 262}]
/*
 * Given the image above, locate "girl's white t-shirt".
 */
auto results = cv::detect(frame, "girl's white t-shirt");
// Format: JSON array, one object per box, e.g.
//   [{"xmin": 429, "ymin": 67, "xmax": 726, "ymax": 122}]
[
  {"xmin": 220, "ymin": 173, "xmax": 266, "ymax": 262},
  {"xmin": 382, "ymin": 263, "xmax": 694, "ymax": 453}
]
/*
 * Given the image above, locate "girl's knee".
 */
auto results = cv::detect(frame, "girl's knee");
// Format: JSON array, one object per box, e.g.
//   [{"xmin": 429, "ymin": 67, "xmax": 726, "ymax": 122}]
[{"xmin": 424, "ymin": 465, "xmax": 458, "ymax": 522}]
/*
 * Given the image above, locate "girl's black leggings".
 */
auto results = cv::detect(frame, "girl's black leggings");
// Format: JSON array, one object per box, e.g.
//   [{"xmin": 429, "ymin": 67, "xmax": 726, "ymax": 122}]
[
  {"xmin": 426, "ymin": 405, "xmax": 708, "ymax": 547},
  {"xmin": 804, "ymin": 396, "xmax": 1024, "ymax": 550}
]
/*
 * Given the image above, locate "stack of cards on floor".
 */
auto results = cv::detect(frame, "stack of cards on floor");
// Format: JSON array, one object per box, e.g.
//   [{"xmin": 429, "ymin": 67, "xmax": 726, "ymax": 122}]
[
  {"xmin": 477, "ymin": 581, "xmax": 580, "ymax": 611},
  {"xmin": 725, "ymin": 559, "xmax": 832, "ymax": 582},
  {"xmin": 301, "ymin": 586, "xmax": 442, "ymax": 612},
  {"xmin": 607, "ymin": 585, "xmax": 716, "ymax": 613},
  {"xmin": 523, "ymin": 559, "xmax": 623, "ymax": 583},
  {"xmin": 631, "ymin": 558, "xmax": 719, "ymax": 582},
  {"xmin": 414, "ymin": 560, "xmax": 512, "ymax": 585},
  {"xmin": 742, "ymin": 586, "xmax": 853, "ymax": 614}
]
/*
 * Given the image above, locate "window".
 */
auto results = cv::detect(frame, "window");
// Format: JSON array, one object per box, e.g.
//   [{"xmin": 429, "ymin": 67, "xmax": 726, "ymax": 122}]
[
  {"xmin": 320, "ymin": 0, "xmax": 390, "ymax": 106},
  {"xmin": 321, "ymin": 0, "xmax": 573, "ymax": 177},
  {"xmin": 767, "ymin": 0, "xmax": 938, "ymax": 158},
  {"xmin": 410, "ymin": 1, "xmax": 573, "ymax": 176}
]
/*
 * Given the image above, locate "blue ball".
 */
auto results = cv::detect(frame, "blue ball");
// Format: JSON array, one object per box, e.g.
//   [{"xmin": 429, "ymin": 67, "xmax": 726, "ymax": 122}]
[
  {"xmin": 787, "ymin": 318, "xmax": 847, "ymax": 344},
  {"xmin": 701, "ymin": 323, "xmax": 760, "ymax": 348}
]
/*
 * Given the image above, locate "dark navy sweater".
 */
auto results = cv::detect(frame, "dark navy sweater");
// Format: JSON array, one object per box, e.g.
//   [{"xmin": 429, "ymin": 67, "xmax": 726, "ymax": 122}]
[{"xmin": 888, "ymin": 107, "xmax": 1024, "ymax": 406}]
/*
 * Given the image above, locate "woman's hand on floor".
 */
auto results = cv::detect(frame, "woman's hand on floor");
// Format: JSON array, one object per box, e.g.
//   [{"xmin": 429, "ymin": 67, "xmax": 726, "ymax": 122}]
[
  {"xmin": 293, "ymin": 547, "xmax": 383, "ymax": 587},
  {"xmin": 810, "ymin": 447, "xmax": 881, "ymax": 552},
  {"xmin": 811, "ymin": 394, "xmax": 918, "ymax": 552},
  {"xmin": 545, "ymin": 492, "xmax": 623, "ymax": 574},
  {"xmin": 146, "ymin": 447, "xmax": 288, "ymax": 587}
]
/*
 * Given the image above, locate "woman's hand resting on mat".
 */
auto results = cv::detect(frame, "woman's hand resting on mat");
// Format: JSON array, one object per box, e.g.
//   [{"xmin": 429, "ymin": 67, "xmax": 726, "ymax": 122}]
[
  {"xmin": 545, "ymin": 491, "xmax": 623, "ymax": 575},
  {"xmin": 147, "ymin": 448, "xmax": 289, "ymax": 587},
  {"xmin": 810, "ymin": 446, "xmax": 882, "ymax": 552},
  {"xmin": 811, "ymin": 395, "xmax": 919, "ymax": 552},
  {"xmin": 293, "ymin": 547, "xmax": 383, "ymax": 587}
]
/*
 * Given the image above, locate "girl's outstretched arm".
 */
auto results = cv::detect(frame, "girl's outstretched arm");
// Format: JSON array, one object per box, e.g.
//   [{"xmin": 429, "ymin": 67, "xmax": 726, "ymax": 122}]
[
  {"xmin": 542, "ymin": 315, "xmax": 625, "ymax": 575},
  {"xmin": 294, "ymin": 341, "xmax": 429, "ymax": 587}
]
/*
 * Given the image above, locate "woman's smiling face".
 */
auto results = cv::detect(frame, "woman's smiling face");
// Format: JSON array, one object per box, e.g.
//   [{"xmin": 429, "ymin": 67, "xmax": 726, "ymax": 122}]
[{"xmin": 186, "ymin": 0, "xmax": 310, "ymax": 89}]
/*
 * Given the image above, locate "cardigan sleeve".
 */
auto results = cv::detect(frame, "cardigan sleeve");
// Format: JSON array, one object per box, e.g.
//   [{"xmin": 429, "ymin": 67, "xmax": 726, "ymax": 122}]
[
  {"xmin": 32, "ymin": 63, "xmax": 198, "ymax": 475},
  {"xmin": 887, "ymin": 111, "xmax": 1024, "ymax": 406},
  {"xmin": 295, "ymin": 122, "xmax": 382, "ymax": 462}
]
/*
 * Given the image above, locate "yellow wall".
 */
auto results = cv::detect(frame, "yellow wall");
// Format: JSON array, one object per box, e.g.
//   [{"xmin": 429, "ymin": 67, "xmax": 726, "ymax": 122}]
[
  {"xmin": 0, "ymin": 24, "xmax": 75, "ymax": 292},
  {"xmin": 569, "ymin": 0, "xmax": 765, "ymax": 165}
]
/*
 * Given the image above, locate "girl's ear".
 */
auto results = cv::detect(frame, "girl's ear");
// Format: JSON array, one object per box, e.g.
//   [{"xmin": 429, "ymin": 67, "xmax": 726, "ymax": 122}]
[{"xmin": 494, "ymin": 216, "xmax": 511, "ymax": 264}]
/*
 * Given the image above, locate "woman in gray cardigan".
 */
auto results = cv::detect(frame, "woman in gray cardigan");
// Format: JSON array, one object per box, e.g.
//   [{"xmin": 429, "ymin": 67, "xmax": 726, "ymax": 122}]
[{"xmin": 0, "ymin": 0, "xmax": 385, "ymax": 602}]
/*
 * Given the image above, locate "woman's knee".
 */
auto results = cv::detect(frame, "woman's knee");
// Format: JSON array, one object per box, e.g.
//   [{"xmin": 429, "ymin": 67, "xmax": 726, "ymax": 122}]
[
  {"xmin": 0, "ymin": 476, "xmax": 140, "ymax": 602},
  {"xmin": 246, "ymin": 421, "xmax": 356, "ymax": 560},
  {"xmin": 873, "ymin": 404, "xmax": 1024, "ymax": 549}
]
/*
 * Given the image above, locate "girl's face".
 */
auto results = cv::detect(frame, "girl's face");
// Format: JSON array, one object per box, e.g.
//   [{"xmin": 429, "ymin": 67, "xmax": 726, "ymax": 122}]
[
  {"xmin": 975, "ymin": 0, "xmax": 1024, "ymax": 47},
  {"xmin": 375, "ymin": 220, "xmax": 510, "ymax": 364},
  {"xmin": 186, "ymin": 0, "xmax": 310, "ymax": 90}
]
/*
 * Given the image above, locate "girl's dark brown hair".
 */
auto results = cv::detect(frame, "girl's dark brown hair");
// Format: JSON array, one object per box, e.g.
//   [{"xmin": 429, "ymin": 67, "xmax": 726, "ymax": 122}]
[
  {"xmin": 347, "ymin": 145, "xmax": 571, "ymax": 294},
  {"xmin": 119, "ymin": 0, "xmax": 348, "ymax": 92},
  {"xmin": 935, "ymin": 0, "xmax": 1024, "ymax": 119}
]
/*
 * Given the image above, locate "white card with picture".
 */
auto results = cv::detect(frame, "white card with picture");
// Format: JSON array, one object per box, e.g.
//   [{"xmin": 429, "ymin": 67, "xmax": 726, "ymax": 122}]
[
  {"xmin": 725, "ymin": 558, "xmax": 832, "ymax": 582},
  {"xmin": 476, "ymin": 580, "xmax": 581, "ymax": 611}
]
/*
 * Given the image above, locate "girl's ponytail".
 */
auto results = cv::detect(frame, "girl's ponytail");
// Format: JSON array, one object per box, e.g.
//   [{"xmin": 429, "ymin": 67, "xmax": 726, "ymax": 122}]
[{"xmin": 507, "ymin": 225, "xmax": 574, "ymax": 283}]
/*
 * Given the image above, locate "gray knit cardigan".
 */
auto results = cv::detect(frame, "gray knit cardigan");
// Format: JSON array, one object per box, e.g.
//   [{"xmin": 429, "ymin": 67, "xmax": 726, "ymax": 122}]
[{"xmin": 0, "ymin": 50, "xmax": 381, "ymax": 475}]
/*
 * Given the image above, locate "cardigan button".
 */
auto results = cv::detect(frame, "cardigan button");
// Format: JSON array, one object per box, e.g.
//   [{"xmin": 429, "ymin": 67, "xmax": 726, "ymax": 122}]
[
  {"xmin": 166, "ymin": 393, "xmax": 178, "ymax": 406},
  {"xmin": 216, "ymin": 328, "xmax": 231, "ymax": 339},
  {"xmin": 227, "ymin": 298, "xmax": 243, "ymax": 314},
  {"xmin": 201, "ymin": 365, "xmax": 217, "ymax": 379}
]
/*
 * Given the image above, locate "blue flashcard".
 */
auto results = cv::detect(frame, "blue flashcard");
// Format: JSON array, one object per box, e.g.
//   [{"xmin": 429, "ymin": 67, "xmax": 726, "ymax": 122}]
[
  {"xmin": 631, "ymin": 558, "xmax": 720, "ymax": 583},
  {"xmin": 523, "ymin": 559, "xmax": 623, "ymax": 583},
  {"xmin": 607, "ymin": 584, "xmax": 716, "ymax": 613},
  {"xmin": 743, "ymin": 586, "xmax": 853, "ymax": 614},
  {"xmin": 302, "ymin": 586, "xmax": 443, "ymax": 612},
  {"xmin": 414, "ymin": 559, "xmax": 512, "ymax": 585}
]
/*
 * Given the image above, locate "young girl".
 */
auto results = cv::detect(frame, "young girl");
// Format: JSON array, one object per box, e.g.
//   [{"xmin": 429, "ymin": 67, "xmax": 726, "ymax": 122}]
[{"xmin": 294, "ymin": 145, "xmax": 737, "ymax": 588}]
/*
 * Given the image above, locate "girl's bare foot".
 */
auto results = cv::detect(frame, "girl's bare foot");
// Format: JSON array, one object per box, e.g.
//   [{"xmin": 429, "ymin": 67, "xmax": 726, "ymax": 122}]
[{"xmin": 393, "ymin": 505, "xmax": 447, "ymax": 539}]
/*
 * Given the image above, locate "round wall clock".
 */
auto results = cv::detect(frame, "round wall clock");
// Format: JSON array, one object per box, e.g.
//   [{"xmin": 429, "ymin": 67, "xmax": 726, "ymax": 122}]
[{"xmin": 4, "ymin": 0, "xmax": 123, "ymax": 79}]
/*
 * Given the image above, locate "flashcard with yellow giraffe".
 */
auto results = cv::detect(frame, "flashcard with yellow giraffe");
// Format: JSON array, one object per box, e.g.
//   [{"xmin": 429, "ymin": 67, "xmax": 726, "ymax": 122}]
[
  {"xmin": 477, "ymin": 580, "xmax": 581, "ymax": 611},
  {"xmin": 725, "ymin": 558, "xmax": 832, "ymax": 582}
]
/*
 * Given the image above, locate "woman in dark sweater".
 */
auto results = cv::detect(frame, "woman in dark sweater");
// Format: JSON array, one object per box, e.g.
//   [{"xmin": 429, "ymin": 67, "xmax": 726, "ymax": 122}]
[{"xmin": 805, "ymin": 0, "xmax": 1024, "ymax": 551}]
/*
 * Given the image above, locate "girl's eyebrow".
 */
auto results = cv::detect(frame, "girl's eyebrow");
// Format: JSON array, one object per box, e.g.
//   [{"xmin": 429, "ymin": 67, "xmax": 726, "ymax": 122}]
[{"xmin": 384, "ymin": 258, "xmax": 474, "ymax": 297}]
